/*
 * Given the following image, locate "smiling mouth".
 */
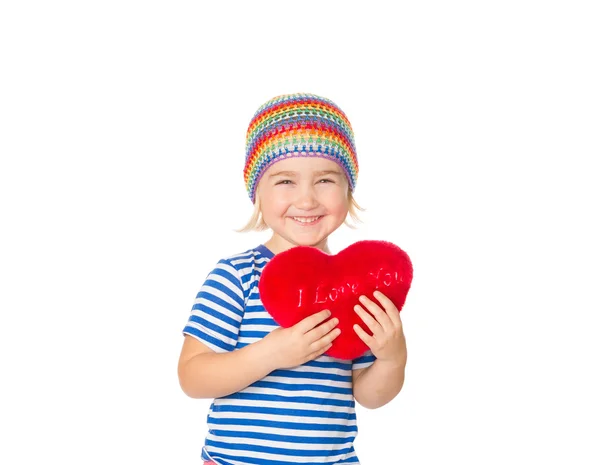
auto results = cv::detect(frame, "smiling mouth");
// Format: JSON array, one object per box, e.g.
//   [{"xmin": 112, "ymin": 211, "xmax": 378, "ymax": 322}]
[{"xmin": 290, "ymin": 215, "xmax": 323, "ymax": 225}]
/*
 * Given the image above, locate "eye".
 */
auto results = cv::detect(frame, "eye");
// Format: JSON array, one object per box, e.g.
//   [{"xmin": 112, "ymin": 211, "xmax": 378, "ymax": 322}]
[
  {"xmin": 318, "ymin": 178, "xmax": 335, "ymax": 183},
  {"xmin": 276, "ymin": 180, "xmax": 293, "ymax": 185}
]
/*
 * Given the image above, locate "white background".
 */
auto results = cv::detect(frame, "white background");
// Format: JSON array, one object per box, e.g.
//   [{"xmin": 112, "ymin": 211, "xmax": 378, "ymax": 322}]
[{"xmin": 1, "ymin": 1, "xmax": 599, "ymax": 464}]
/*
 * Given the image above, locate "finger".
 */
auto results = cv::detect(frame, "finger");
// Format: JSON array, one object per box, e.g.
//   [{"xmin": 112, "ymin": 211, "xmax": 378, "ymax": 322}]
[
  {"xmin": 297, "ymin": 309, "xmax": 331, "ymax": 333},
  {"xmin": 307, "ymin": 342, "xmax": 333, "ymax": 362},
  {"xmin": 307, "ymin": 317, "xmax": 339, "ymax": 343},
  {"xmin": 310, "ymin": 325, "xmax": 341, "ymax": 352},
  {"xmin": 358, "ymin": 295, "xmax": 394, "ymax": 333},
  {"xmin": 353, "ymin": 323, "xmax": 375, "ymax": 348},
  {"xmin": 373, "ymin": 290, "xmax": 402, "ymax": 328},
  {"xmin": 353, "ymin": 304, "xmax": 383, "ymax": 337}
]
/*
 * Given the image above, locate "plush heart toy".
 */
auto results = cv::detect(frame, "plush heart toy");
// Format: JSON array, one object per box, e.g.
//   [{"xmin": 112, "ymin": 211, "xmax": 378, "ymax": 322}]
[{"xmin": 258, "ymin": 240, "xmax": 413, "ymax": 360}]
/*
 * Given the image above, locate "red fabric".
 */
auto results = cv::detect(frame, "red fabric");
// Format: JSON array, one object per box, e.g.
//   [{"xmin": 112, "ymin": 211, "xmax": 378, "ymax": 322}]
[{"xmin": 259, "ymin": 240, "xmax": 413, "ymax": 360}]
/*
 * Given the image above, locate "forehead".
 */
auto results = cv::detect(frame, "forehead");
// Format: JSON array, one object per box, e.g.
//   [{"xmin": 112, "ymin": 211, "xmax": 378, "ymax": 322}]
[{"xmin": 264, "ymin": 157, "xmax": 343, "ymax": 176}]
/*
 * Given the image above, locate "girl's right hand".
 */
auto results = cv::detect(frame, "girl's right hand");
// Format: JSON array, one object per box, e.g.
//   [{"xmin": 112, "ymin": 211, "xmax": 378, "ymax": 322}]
[{"xmin": 260, "ymin": 309, "xmax": 341, "ymax": 370}]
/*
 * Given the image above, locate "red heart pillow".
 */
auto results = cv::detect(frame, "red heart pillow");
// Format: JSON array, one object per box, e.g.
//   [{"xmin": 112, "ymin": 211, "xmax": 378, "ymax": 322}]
[{"xmin": 258, "ymin": 240, "xmax": 413, "ymax": 360}]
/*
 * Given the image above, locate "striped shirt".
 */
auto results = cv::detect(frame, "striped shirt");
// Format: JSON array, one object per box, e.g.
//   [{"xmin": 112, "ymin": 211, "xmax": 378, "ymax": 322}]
[{"xmin": 182, "ymin": 244, "xmax": 376, "ymax": 465}]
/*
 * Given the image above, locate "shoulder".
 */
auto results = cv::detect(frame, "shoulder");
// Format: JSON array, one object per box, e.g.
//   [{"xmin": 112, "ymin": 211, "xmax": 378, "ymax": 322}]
[
  {"xmin": 210, "ymin": 244, "xmax": 272, "ymax": 292},
  {"xmin": 218, "ymin": 244, "xmax": 272, "ymax": 272}
]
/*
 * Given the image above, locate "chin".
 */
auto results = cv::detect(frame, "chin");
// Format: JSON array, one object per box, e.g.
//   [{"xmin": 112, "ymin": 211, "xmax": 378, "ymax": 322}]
[
  {"xmin": 292, "ymin": 237, "xmax": 325, "ymax": 247},
  {"xmin": 272, "ymin": 230, "xmax": 324, "ymax": 249}
]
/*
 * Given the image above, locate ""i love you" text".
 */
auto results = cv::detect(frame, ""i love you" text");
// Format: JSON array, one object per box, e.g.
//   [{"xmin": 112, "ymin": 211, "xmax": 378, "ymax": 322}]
[{"xmin": 296, "ymin": 267, "xmax": 405, "ymax": 307}]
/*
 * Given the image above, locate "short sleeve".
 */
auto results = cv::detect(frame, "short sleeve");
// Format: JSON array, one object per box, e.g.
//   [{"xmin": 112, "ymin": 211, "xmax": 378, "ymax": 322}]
[
  {"xmin": 352, "ymin": 349, "xmax": 376, "ymax": 370},
  {"xmin": 182, "ymin": 258, "xmax": 245, "ymax": 353}
]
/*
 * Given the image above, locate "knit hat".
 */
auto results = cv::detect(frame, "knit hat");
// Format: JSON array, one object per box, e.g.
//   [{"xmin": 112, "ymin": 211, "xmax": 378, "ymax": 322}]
[{"xmin": 243, "ymin": 93, "xmax": 358, "ymax": 203}]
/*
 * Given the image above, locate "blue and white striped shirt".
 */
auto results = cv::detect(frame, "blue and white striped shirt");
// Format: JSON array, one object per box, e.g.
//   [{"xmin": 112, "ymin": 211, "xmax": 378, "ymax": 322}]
[{"xmin": 182, "ymin": 244, "xmax": 376, "ymax": 465}]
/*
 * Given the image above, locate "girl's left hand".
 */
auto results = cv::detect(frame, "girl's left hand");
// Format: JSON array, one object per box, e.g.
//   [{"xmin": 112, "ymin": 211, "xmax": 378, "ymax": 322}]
[{"xmin": 353, "ymin": 290, "xmax": 407, "ymax": 366}]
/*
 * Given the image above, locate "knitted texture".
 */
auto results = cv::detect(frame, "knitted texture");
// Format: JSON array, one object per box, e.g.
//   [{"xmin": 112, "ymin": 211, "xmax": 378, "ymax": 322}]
[{"xmin": 244, "ymin": 93, "xmax": 358, "ymax": 203}]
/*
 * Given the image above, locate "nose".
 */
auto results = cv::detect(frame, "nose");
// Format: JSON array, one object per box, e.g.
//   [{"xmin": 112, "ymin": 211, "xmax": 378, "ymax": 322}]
[{"xmin": 294, "ymin": 184, "xmax": 319, "ymax": 210}]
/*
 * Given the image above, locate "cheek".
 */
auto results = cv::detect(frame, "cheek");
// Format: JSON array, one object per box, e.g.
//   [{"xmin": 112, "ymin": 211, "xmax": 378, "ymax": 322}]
[
  {"xmin": 259, "ymin": 191, "xmax": 290, "ymax": 217},
  {"xmin": 333, "ymin": 203, "xmax": 350, "ymax": 218},
  {"xmin": 323, "ymin": 188, "xmax": 349, "ymax": 213}
]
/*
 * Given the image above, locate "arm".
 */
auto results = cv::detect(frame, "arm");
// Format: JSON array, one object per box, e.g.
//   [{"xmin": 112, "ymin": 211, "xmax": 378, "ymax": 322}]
[
  {"xmin": 178, "ymin": 310, "xmax": 341, "ymax": 399},
  {"xmin": 179, "ymin": 258, "xmax": 264, "ymax": 399},
  {"xmin": 352, "ymin": 359, "xmax": 406, "ymax": 409},
  {"xmin": 351, "ymin": 290, "xmax": 408, "ymax": 409},
  {"xmin": 178, "ymin": 334, "xmax": 276, "ymax": 399}
]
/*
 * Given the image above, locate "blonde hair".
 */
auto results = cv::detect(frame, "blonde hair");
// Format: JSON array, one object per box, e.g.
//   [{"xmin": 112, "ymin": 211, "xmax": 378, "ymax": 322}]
[{"xmin": 236, "ymin": 189, "xmax": 365, "ymax": 233}]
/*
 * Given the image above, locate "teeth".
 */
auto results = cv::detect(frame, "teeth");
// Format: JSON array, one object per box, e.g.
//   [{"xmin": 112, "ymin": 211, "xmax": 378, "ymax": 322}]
[{"xmin": 292, "ymin": 216, "xmax": 321, "ymax": 223}]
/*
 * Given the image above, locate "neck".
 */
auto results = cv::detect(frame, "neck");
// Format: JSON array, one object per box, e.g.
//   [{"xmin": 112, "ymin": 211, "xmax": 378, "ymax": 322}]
[{"xmin": 264, "ymin": 234, "xmax": 330, "ymax": 255}]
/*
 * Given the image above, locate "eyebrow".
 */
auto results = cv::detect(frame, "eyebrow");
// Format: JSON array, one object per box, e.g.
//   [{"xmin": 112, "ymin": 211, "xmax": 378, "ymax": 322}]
[{"xmin": 269, "ymin": 170, "xmax": 343, "ymax": 178}]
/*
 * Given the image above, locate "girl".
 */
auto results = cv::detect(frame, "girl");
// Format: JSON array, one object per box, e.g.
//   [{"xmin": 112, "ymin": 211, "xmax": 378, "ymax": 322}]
[{"xmin": 178, "ymin": 93, "xmax": 407, "ymax": 465}]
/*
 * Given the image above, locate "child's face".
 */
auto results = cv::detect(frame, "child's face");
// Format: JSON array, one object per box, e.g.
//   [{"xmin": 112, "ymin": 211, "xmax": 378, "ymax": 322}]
[{"xmin": 257, "ymin": 157, "xmax": 349, "ymax": 250}]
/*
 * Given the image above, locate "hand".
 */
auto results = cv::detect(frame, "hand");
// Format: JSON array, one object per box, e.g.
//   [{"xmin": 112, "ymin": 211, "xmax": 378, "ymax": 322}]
[
  {"xmin": 261, "ymin": 309, "xmax": 341, "ymax": 370},
  {"xmin": 353, "ymin": 290, "xmax": 407, "ymax": 366}
]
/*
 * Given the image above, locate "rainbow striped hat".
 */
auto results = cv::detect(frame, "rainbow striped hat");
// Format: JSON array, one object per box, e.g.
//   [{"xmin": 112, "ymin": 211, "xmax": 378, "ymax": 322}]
[{"xmin": 244, "ymin": 93, "xmax": 358, "ymax": 203}]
